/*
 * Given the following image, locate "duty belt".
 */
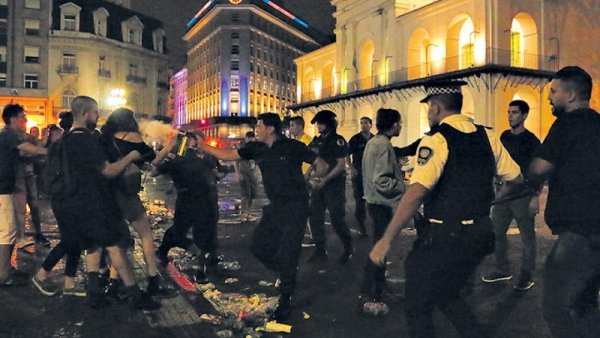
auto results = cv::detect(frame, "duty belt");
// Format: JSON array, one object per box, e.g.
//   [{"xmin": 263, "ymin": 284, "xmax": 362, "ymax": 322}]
[{"xmin": 428, "ymin": 218, "xmax": 475, "ymax": 225}]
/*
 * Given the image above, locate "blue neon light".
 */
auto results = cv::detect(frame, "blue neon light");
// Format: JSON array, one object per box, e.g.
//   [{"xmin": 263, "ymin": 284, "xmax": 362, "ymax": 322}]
[{"xmin": 261, "ymin": 0, "xmax": 309, "ymax": 29}]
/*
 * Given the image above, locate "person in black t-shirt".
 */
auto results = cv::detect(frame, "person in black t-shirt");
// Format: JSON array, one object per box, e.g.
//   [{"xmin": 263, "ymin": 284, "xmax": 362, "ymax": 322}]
[
  {"xmin": 347, "ymin": 117, "xmax": 374, "ymax": 237},
  {"xmin": 528, "ymin": 66, "xmax": 600, "ymax": 337},
  {"xmin": 198, "ymin": 113, "xmax": 328, "ymax": 322},
  {"xmin": 37, "ymin": 96, "xmax": 160, "ymax": 310},
  {"xmin": 482, "ymin": 100, "xmax": 540, "ymax": 291}
]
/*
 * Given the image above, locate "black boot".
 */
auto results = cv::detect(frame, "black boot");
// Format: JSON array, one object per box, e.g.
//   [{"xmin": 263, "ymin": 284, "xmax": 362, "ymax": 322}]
[
  {"xmin": 125, "ymin": 285, "xmax": 161, "ymax": 311},
  {"xmin": 358, "ymin": 222, "xmax": 368, "ymax": 238},
  {"xmin": 86, "ymin": 272, "xmax": 110, "ymax": 309},
  {"xmin": 105, "ymin": 278, "xmax": 127, "ymax": 302},
  {"xmin": 270, "ymin": 293, "xmax": 292, "ymax": 322},
  {"xmin": 146, "ymin": 275, "xmax": 177, "ymax": 299},
  {"xmin": 339, "ymin": 242, "xmax": 354, "ymax": 265}
]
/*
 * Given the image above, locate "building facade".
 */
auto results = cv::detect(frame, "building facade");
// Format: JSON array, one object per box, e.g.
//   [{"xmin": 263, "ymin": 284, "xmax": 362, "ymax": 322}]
[
  {"xmin": 183, "ymin": 0, "xmax": 323, "ymax": 127},
  {"xmin": 49, "ymin": 0, "xmax": 169, "ymax": 124},
  {"xmin": 292, "ymin": 0, "xmax": 600, "ymax": 145},
  {"xmin": 0, "ymin": 0, "xmax": 168, "ymax": 129},
  {"xmin": 169, "ymin": 68, "xmax": 187, "ymax": 127},
  {"xmin": 0, "ymin": 0, "xmax": 52, "ymax": 128}
]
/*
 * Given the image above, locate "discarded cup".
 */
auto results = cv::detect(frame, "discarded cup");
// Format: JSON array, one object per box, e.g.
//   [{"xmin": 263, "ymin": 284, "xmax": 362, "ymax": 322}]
[
  {"xmin": 264, "ymin": 321, "xmax": 292, "ymax": 333},
  {"xmin": 218, "ymin": 261, "xmax": 242, "ymax": 271},
  {"xmin": 363, "ymin": 301, "xmax": 390, "ymax": 316}
]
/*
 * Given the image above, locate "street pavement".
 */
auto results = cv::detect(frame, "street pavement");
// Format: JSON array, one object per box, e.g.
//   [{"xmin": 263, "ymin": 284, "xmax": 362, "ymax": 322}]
[{"xmin": 0, "ymin": 171, "xmax": 575, "ymax": 338}]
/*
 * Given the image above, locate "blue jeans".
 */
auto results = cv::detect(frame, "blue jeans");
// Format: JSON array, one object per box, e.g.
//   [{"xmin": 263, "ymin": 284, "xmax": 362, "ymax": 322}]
[
  {"xmin": 542, "ymin": 231, "xmax": 600, "ymax": 337},
  {"xmin": 491, "ymin": 195, "xmax": 536, "ymax": 280}
]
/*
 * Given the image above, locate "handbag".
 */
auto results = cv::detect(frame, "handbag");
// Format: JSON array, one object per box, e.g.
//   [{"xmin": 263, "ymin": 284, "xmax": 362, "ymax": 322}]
[{"xmin": 112, "ymin": 135, "xmax": 142, "ymax": 196}]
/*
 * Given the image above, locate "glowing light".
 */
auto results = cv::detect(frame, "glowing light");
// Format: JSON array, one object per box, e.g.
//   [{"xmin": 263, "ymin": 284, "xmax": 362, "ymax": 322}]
[
  {"xmin": 26, "ymin": 120, "xmax": 38, "ymax": 131},
  {"xmin": 106, "ymin": 88, "xmax": 127, "ymax": 108},
  {"xmin": 187, "ymin": 0, "xmax": 216, "ymax": 27},
  {"xmin": 261, "ymin": 0, "xmax": 309, "ymax": 29},
  {"xmin": 474, "ymin": 36, "xmax": 486, "ymax": 66}
]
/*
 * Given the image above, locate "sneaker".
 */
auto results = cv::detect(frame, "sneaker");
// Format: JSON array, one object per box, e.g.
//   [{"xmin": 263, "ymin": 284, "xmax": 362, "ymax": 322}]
[
  {"xmin": 301, "ymin": 235, "xmax": 315, "ymax": 248},
  {"xmin": 514, "ymin": 279, "xmax": 535, "ymax": 291},
  {"xmin": 63, "ymin": 286, "xmax": 87, "ymax": 297},
  {"xmin": 481, "ymin": 272, "xmax": 513, "ymax": 283},
  {"xmin": 306, "ymin": 249, "xmax": 328, "ymax": 263},
  {"xmin": 32, "ymin": 276, "xmax": 58, "ymax": 296},
  {"xmin": 35, "ymin": 234, "xmax": 51, "ymax": 247}
]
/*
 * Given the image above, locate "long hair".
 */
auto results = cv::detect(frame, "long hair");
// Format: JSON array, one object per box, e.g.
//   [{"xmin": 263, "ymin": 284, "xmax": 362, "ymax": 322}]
[{"xmin": 101, "ymin": 107, "xmax": 139, "ymax": 136}]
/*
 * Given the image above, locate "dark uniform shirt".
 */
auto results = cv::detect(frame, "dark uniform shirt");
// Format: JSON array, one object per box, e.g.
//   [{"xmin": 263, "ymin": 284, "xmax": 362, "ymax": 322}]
[
  {"xmin": 307, "ymin": 132, "xmax": 348, "ymax": 183},
  {"xmin": 348, "ymin": 132, "xmax": 374, "ymax": 170},
  {"xmin": 238, "ymin": 137, "xmax": 316, "ymax": 203},
  {"xmin": 0, "ymin": 127, "xmax": 24, "ymax": 194},
  {"xmin": 500, "ymin": 129, "xmax": 540, "ymax": 176},
  {"xmin": 157, "ymin": 150, "xmax": 218, "ymax": 200},
  {"xmin": 535, "ymin": 108, "xmax": 600, "ymax": 235},
  {"xmin": 99, "ymin": 133, "xmax": 156, "ymax": 167}
]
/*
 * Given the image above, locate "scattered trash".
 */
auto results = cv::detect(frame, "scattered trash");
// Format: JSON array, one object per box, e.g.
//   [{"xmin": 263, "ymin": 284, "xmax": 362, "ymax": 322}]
[
  {"xmin": 200, "ymin": 313, "xmax": 222, "ymax": 325},
  {"xmin": 302, "ymin": 312, "xmax": 310, "ymax": 320},
  {"xmin": 165, "ymin": 262, "xmax": 198, "ymax": 293},
  {"xmin": 216, "ymin": 329, "xmax": 234, "ymax": 338},
  {"xmin": 318, "ymin": 269, "xmax": 327, "ymax": 274},
  {"xmin": 74, "ymin": 321, "xmax": 84, "ymax": 327},
  {"xmin": 197, "ymin": 283, "xmax": 216, "ymax": 292},
  {"xmin": 258, "ymin": 280, "xmax": 273, "ymax": 287},
  {"xmin": 224, "ymin": 278, "xmax": 239, "ymax": 284},
  {"xmin": 262, "ymin": 321, "xmax": 292, "ymax": 333},
  {"xmin": 218, "ymin": 260, "xmax": 242, "ymax": 272},
  {"xmin": 362, "ymin": 302, "xmax": 389, "ymax": 316}
]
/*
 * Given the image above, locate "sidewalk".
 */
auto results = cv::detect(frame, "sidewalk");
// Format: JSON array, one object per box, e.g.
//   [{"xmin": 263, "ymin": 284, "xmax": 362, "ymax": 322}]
[{"xmin": 1, "ymin": 175, "xmax": 565, "ymax": 337}]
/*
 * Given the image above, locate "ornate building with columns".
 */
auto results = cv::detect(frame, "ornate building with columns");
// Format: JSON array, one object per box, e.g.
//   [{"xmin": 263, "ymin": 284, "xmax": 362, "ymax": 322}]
[{"xmin": 292, "ymin": 0, "xmax": 600, "ymax": 145}]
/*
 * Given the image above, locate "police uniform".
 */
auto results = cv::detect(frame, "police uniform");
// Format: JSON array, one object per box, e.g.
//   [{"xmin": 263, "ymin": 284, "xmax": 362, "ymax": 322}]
[
  {"xmin": 405, "ymin": 82, "xmax": 520, "ymax": 337},
  {"xmin": 348, "ymin": 131, "xmax": 374, "ymax": 234},
  {"xmin": 238, "ymin": 137, "xmax": 317, "ymax": 299},
  {"xmin": 307, "ymin": 112, "xmax": 352, "ymax": 261}
]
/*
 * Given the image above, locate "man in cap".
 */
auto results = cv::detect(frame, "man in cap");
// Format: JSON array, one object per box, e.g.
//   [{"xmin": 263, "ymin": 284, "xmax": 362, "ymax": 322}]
[
  {"xmin": 306, "ymin": 110, "xmax": 353, "ymax": 264},
  {"xmin": 369, "ymin": 80, "xmax": 522, "ymax": 337},
  {"xmin": 198, "ymin": 113, "xmax": 328, "ymax": 322}
]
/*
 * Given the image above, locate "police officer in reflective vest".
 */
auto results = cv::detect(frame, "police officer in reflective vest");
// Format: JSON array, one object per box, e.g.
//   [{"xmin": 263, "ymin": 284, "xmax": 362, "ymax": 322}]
[
  {"xmin": 306, "ymin": 110, "xmax": 353, "ymax": 264},
  {"xmin": 370, "ymin": 80, "xmax": 522, "ymax": 337}
]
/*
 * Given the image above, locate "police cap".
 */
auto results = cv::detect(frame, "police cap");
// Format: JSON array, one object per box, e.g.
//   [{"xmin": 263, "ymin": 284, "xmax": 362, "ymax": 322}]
[
  {"xmin": 310, "ymin": 110, "xmax": 337, "ymax": 125},
  {"xmin": 420, "ymin": 80, "xmax": 468, "ymax": 103}
]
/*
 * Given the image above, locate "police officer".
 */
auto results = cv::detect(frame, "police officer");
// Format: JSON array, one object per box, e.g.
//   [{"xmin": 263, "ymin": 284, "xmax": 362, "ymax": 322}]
[
  {"xmin": 370, "ymin": 80, "xmax": 522, "ymax": 337},
  {"xmin": 528, "ymin": 66, "xmax": 600, "ymax": 337},
  {"xmin": 198, "ymin": 113, "xmax": 328, "ymax": 322},
  {"xmin": 347, "ymin": 117, "xmax": 374, "ymax": 237},
  {"xmin": 307, "ymin": 110, "xmax": 353, "ymax": 264}
]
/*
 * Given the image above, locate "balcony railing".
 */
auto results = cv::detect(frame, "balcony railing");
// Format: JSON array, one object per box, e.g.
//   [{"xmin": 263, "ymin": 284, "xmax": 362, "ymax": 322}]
[
  {"xmin": 126, "ymin": 74, "xmax": 147, "ymax": 85},
  {"xmin": 98, "ymin": 69, "xmax": 111, "ymax": 78},
  {"xmin": 299, "ymin": 48, "xmax": 558, "ymax": 102},
  {"xmin": 57, "ymin": 65, "xmax": 79, "ymax": 74}
]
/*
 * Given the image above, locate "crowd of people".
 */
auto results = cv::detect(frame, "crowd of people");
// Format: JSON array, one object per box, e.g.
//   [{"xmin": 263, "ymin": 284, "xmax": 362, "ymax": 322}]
[{"xmin": 0, "ymin": 65, "xmax": 599, "ymax": 336}]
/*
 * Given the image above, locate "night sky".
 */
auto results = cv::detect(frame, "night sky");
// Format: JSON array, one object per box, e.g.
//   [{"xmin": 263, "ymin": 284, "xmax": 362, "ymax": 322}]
[{"xmin": 131, "ymin": 0, "xmax": 336, "ymax": 70}]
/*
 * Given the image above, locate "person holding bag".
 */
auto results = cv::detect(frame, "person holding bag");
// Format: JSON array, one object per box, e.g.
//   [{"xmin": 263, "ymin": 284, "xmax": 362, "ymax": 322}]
[{"xmin": 99, "ymin": 108, "xmax": 176, "ymax": 298}]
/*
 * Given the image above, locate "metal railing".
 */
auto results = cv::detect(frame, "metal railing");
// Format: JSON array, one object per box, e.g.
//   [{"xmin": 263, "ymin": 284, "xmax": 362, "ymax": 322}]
[
  {"xmin": 299, "ymin": 48, "xmax": 558, "ymax": 102},
  {"xmin": 126, "ymin": 74, "xmax": 147, "ymax": 85},
  {"xmin": 57, "ymin": 65, "xmax": 79, "ymax": 74}
]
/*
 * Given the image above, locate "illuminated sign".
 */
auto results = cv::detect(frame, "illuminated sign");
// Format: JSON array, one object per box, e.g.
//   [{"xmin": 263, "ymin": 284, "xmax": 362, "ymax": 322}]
[
  {"xmin": 261, "ymin": 0, "xmax": 309, "ymax": 29},
  {"xmin": 187, "ymin": 0, "xmax": 216, "ymax": 27}
]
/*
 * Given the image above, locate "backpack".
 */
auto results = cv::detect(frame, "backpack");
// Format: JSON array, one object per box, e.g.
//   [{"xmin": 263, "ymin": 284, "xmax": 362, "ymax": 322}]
[{"xmin": 43, "ymin": 132, "xmax": 74, "ymax": 198}]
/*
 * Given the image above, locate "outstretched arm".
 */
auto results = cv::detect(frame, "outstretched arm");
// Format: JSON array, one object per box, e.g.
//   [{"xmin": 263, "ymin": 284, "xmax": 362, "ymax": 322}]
[{"xmin": 198, "ymin": 142, "xmax": 241, "ymax": 161}]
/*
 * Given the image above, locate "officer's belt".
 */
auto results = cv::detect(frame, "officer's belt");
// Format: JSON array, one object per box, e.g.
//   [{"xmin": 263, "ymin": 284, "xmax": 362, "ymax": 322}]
[{"xmin": 428, "ymin": 218, "xmax": 475, "ymax": 225}]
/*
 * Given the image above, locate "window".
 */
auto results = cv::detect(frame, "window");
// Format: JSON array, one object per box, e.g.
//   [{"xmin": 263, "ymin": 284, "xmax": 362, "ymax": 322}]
[
  {"xmin": 24, "ymin": 74, "xmax": 39, "ymax": 89},
  {"xmin": 93, "ymin": 8, "xmax": 108, "ymax": 37},
  {"xmin": 510, "ymin": 32, "xmax": 521, "ymax": 67},
  {"xmin": 62, "ymin": 89, "xmax": 76, "ymax": 108},
  {"xmin": 129, "ymin": 63, "xmax": 138, "ymax": 76},
  {"xmin": 231, "ymin": 32, "xmax": 239, "ymax": 39},
  {"xmin": 62, "ymin": 53, "xmax": 76, "ymax": 71},
  {"xmin": 25, "ymin": 19, "xmax": 40, "ymax": 36},
  {"xmin": 0, "ymin": 73, "xmax": 6, "ymax": 87},
  {"xmin": 25, "ymin": 0, "xmax": 41, "ymax": 9},
  {"xmin": 231, "ymin": 45, "xmax": 239, "ymax": 54},
  {"xmin": 0, "ymin": 46, "xmax": 5, "ymax": 62},
  {"xmin": 231, "ymin": 61, "xmax": 239, "ymax": 71},
  {"xmin": 461, "ymin": 43, "xmax": 474, "ymax": 69},
  {"xmin": 24, "ymin": 46, "xmax": 39, "ymax": 63},
  {"xmin": 0, "ymin": 0, "xmax": 7, "ymax": 5},
  {"xmin": 99, "ymin": 56, "xmax": 106, "ymax": 69},
  {"xmin": 64, "ymin": 15, "xmax": 76, "ymax": 31},
  {"xmin": 232, "ymin": 13, "xmax": 240, "ymax": 23}
]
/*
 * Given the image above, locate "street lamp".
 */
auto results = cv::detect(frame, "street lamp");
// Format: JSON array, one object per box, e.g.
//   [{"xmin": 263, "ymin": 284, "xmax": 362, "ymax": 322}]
[{"xmin": 106, "ymin": 88, "xmax": 127, "ymax": 108}]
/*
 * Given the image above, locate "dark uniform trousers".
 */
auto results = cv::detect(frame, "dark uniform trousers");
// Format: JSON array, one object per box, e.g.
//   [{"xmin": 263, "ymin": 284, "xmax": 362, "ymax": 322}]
[
  {"xmin": 351, "ymin": 171, "xmax": 366, "ymax": 226},
  {"xmin": 405, "ymin": 217, "xmax": 494, "ymax": 338},
  {"xmin": 251, "ymin": 199, "xmax": 309, "ymax": 296},
  {"xmin": 159, "ymin": 192, "xmax": 219, "ymax": 256},
  {"xmin": 309, "ymin": 177, "xmax": 352, "ymax": 250},
  {"xmin": 542, "ymin": 231, "xmax": 600, "ymax": 338}
]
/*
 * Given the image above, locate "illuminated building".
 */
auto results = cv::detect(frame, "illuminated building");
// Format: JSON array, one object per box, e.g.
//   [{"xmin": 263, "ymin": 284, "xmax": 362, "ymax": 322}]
[
  {"xmin": 183, "ymin": 0, "xmax": 325, "ymax": 129},
  {"xmin": 48, "ymin": 0, "xmax": 169, "ymax": 123},
  {"xmin": 0, "ymin": 0, "xmax": 52, "ymax": 128},
  {"xmin": 169, "ymin": 68, "xmax": 188, "ymax": 127},
  {"xmin": 291, "ymin": 0, "xmax": 600, "ymax": 145},
  {"xmin": 0, "ymin": 0, "xmax": 168, "ymax": 129}
]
